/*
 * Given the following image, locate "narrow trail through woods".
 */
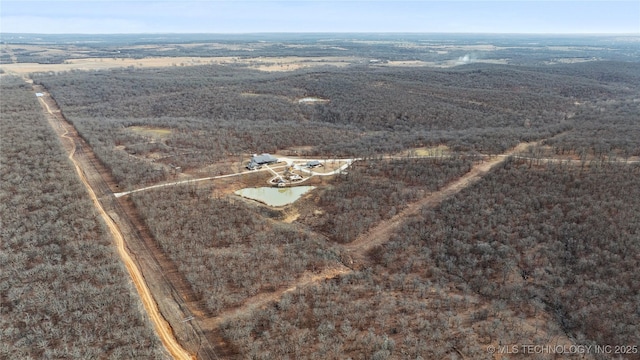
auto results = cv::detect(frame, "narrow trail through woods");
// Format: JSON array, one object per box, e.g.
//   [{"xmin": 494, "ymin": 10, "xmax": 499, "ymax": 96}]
[{"xmin": 34, "ymin": 85, "xmax": 195, "ymax": 360}]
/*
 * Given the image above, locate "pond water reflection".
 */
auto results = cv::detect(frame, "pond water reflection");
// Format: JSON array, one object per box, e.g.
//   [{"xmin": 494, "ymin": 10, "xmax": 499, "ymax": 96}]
[{"xmin": 234, "ymin": 186, "xmax": 315, "ymax": 206}]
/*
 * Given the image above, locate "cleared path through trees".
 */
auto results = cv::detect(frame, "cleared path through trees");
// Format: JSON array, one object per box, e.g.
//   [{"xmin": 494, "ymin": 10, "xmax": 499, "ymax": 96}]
[
  {"xmin": 201, "ymin": 266, "xmax": 352, "ymax": 331},
  {"xmin": 344, "ymin": 142, "xmax": 538, "ymax": 262},
  {"xmin": 33, "ymin": 84, "xmax": 196, "ymax": 360},
  {"xmin": 114, "ymin": 168, "xmax": 272, "ymax": 197}
]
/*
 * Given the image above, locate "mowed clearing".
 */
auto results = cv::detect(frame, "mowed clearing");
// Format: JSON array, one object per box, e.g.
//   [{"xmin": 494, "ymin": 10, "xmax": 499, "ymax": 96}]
[{"xmin": 128, "ymin": 126, "xmax": 172, "ymax": 139}]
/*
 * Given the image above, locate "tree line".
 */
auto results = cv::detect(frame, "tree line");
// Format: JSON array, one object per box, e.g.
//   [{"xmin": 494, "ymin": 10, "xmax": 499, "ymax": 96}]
[{"xmin": 0, "ymin": 76, "xmax": 167, "ymax": 359}]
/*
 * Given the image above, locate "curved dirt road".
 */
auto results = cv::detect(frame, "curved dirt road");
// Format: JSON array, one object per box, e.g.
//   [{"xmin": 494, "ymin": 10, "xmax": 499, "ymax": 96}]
[{"xmin": 36, "ymin": 92, "xmax": 194, "ymax": 360}]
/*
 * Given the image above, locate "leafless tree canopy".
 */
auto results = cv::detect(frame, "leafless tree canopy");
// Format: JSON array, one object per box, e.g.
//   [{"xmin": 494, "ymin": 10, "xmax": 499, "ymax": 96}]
[{"xmin": 1, "ymin": 77, "xmax": 168, "ymax": 359}]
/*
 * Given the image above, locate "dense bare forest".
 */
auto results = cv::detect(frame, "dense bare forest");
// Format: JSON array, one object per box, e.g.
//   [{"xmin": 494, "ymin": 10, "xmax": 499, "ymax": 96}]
[
  {"xmin": 30, "ymin": 59, "xmax": 640, "ymax": 190},
  {"xmin": 543, "ymin": 97, "xmax": 640, "ymax": 159},
  {"xmin": 221, "ymin": 161, "xmax": 640, "ymax": 359},
  {"xmin": 0, "ymin": 76, "xmax": 167, "ymax": 359},
  {"xmin": 300, "ymin": 157, "xmax": 474, "ymax": 243},
  {"xmin": 131, "ymin": 186, "xmax": 344, "ymax": 314},
  {"xmin": 3, "ymin": 33, "xmax": 639, "ymax": 359},
  {"xmin": 128, "ymin": 156, "xmax": 479, "ymax": 315}
]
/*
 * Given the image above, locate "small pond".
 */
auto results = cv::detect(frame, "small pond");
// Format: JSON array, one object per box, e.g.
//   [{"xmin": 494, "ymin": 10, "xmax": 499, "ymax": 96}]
[{"xmin": 235, "ymin": 186, "xmax": 315, "ymax": 207}]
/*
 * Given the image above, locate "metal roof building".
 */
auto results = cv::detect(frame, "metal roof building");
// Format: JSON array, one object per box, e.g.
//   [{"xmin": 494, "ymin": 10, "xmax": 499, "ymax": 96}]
[
  {"xmin": 252, "ymin": 153, "xmax": 278, "ymax": 164},
  {"xmin": 247, "ymin": 153, "xmax": 278, "ymax": 170},
  {"xmin": 306, "ymin": 160, "xmax": 322, "ymax": 168}
]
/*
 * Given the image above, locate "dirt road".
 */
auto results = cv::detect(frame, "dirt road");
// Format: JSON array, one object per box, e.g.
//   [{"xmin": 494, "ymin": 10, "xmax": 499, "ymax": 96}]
[
  {"xmin": 202, "ymin": 266, "xmax": 351, "ymax": 329},
  {"xmin": 115, "ymin": 157, "xmax": 358, "ymax": 198},
  {"xmin": 32, "ymin": 79, "xmax": 602, "ymax": 357},
  {"xmin": 345, "ymin": 141, "xmax": 538, "ymax": 260},
  {"xmin": 34, "ymin": 85, "xmax": 195, "ymax": 360},
  {"xmin": 207, "ymin": 142, "xmax": 541, "ymax": 323},
  {"xmin": 114, "ymin": 167, "xmax": 272, "ymax": 197}
]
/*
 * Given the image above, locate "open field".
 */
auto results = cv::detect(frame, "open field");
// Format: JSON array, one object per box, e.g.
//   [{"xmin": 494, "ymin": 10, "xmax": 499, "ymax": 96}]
[
  {"xmin": 129, "ymin": 125, "xmax": 173, "ymax": 139},
  {"xmin": 0, "ymin": 55, "xmax": 359, "ymax": 75},
  {"xmin": 397, "ymin": 144, "xmax": 451, "ymax": 157},
  {"xmin": 3, "ymin": 33, "xmax": 640, "ymax": 359},
  {"xmin": 0, "ymin": 53, "xmax": 579, "ymax": 74}
]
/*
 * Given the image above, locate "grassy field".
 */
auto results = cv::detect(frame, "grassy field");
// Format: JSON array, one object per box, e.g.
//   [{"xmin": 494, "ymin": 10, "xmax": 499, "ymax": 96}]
[{"xmin": 0, "ymin": 55, "xmax": 359, "ymax": 75}]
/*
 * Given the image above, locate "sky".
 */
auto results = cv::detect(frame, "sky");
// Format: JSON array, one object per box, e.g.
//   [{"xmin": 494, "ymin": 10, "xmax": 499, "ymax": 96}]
[{"xmin": 1, "ymin": 1, "xmax": 639, "ymax": 34}]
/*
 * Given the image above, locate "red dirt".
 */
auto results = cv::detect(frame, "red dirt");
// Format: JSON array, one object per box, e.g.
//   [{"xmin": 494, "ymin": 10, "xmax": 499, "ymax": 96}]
[
  {"xmin": 36, "ymin": 78, "xmax": 546, "ymax": 359},
  {"xmin": 34, "ymin": 84, "xmax": 221, "ymax": 359}
]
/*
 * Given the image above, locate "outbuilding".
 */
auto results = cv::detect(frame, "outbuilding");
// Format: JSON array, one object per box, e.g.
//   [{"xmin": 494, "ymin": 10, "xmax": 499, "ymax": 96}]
[{"xmin": 306, "ymin": 160, "xmax": 323, "ymax": 168}]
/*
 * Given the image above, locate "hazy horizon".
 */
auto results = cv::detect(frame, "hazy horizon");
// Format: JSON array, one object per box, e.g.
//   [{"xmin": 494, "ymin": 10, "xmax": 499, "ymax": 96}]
[
  {"xmin": 2, "ymin": 1, "xmax": 638, "ymax": 35},
  {"xmin": 3, "ymin": 31, "xmax": 640, "ymax": 36}
]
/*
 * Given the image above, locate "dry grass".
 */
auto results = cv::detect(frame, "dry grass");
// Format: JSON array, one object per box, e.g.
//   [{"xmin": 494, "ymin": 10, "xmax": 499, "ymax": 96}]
[
  {"xmin": 281, "ymin": 209, "xmax": 301, "ymax": 223},
  {"xmin": 128, "ymin": 126, "xmax": 172, "ymax": 139},
  {"xmin": 400, "ymin": 144, "xmax": 451, "ymax": 157},
  {"xmin": 0, "ymin": 55, "xmax": 360, "ymax": 75},
  {"xmin": 245, "ymin": 56, "xmax": 355, "ymax": 72},
  {"xmin": 0, "ymin": 57, "xmax": 507, "ymax": 75},
  {"xmin": 0, "ymin": 57, "xmax": 221, "ymax": 74},
  {"xmin": 289, "ymin": 159, "xmax": 349, "ymax": 174},
  {"xmin": 373, "ymin": 58, "xmax": 510, "ymax": 68}
]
